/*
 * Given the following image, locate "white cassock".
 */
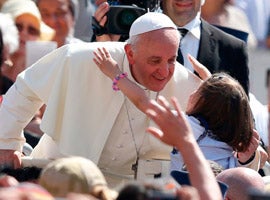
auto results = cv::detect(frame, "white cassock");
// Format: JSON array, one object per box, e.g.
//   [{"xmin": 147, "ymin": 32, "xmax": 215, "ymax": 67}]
[{"xmin": 0, "ymin": 42, "xmax": 201, "ymax": 187}]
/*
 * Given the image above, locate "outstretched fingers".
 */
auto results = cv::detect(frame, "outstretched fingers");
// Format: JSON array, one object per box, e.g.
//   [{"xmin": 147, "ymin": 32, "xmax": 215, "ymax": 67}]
[
  {"xmin": 188, "ymin": 54, "xmax": 211, "ymax": 80},
  {"xmin": 93, "ymin": 47, "xmax": 109, "ymax": 67}
]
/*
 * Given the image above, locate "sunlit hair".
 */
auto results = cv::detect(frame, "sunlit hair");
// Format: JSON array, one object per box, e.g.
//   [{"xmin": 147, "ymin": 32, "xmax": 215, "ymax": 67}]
[
  {"xmin": 126, "ymin": 34, "xmax": 140, "ymax": 52},
  {"xmin": 186, "ymin": 72, "xmax": 254, "ymax": 152}
]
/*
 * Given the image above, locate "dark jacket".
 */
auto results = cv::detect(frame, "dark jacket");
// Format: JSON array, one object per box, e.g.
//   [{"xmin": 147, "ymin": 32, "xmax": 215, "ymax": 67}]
[{"xmin": 197, "ymin": 20, "xmax": 249, "ymax": 94}]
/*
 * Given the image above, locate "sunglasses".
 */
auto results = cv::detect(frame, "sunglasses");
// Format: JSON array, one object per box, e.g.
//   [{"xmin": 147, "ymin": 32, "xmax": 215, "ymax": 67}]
[{"xmin": 15, "ymin": 23, "xmax": 40, "ymax": 36}]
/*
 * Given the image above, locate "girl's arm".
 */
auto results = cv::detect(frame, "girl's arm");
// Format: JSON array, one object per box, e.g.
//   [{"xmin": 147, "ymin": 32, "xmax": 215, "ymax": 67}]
[{"xmin": 93, "ymin": 47, "xmax": 151, "ymax": 112}]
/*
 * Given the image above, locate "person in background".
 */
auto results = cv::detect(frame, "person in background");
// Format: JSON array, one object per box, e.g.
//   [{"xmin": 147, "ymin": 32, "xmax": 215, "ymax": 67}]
[
  {"xmin": 35, "ymin": 0, "xmax": 83, "ymax": 47},
  {"xmin": 0, "ymin": 0, "xmax": 7, "ymax": 9},
  {"xmin": 201, "ymin": 0, "xmax": 257, "ymax": 49},
  {"xmin": 0, "ymin": 0, "xmax": 54, "ymax": 146},
  {"xmin": 38, "ymin": 156, "xmax": 117, "ymax": 199},
  {"xmin": 216, "ymin": 167, "xmax": 265, "ymax": 200},
  {"xmin": 73, "ymin": 0, "xmax": 95, "ymax": 42},
  {"xmin": 116, "ymin": 178, "xmax": 200, "ymax": 200},
  {"xmin": 0, "ymin": 13, "xmax": 18, "ymax": 95},
  {"xmin": 0, "ymin": 182, "xmax": 54, "ymax": 200},
  {"xmin": 0, "ymin": 0, "xmax": 54, "ymax": 82},
  {"xmin": 235, "ymin": 0, "xmax": 270, "ymax": 48}
]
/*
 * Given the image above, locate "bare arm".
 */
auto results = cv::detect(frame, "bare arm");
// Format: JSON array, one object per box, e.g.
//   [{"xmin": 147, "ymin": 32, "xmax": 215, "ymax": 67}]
[
  {"xmin": 145, "ymin": 96, "xmax": 222, "ymax": 200},
  {"xmin": 93, "ymin": 47, "xmax": 151, "ymax": 112}
]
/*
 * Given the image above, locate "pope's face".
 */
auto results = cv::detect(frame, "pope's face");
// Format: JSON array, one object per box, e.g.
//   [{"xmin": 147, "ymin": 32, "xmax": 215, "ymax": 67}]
[
  {"xmin": 125, "ymin": 28, "xmax": 179, "ymax": 92},
  {"xmin": 162, "ymin": 0, "xmax": 202, "ymax": 26}
]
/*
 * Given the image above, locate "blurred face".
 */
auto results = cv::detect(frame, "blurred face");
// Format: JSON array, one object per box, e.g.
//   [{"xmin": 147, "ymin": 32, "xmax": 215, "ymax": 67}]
[
  {"xmin": 125, "ymin": 29, "xmax": 179, "ymax": 92},
  {"xmin": 162, "ymin": 0, "xmax": 202, "ymax": 26},
  {"xmin": 37, "ymin": 0, "xmax": 75, "ymax": 46},
  {"xmin": 15, "ymin": 14, "xmax": 40, "ymax": 54},
  {"xmin": 0, "ymin": 0, "xmax": 7, "ymax": 9},
  {"xmin": 201, "ymin": 0, "xmax": 225, "ymax": 22}
]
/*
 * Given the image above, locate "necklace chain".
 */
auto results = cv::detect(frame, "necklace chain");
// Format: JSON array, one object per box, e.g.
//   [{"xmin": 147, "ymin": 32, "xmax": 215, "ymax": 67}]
[
  {"xmin": 124, "ymin": 91, "xmax": 159, "ymax": 179},
  {"xmin": 124, "ymin": 96, "xmax": 142, "ymax": 179}
]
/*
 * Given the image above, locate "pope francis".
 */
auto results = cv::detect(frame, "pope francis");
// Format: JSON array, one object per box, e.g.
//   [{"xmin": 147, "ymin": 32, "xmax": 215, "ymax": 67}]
[{"xmin": 0, "ymin": 12, "xmax": 202, "ymax": 187}]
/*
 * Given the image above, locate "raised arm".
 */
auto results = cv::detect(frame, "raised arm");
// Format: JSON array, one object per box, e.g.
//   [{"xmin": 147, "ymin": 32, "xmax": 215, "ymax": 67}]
[
  {"xmin": 93, "ymin": 47, "xmax": 151, "ymax": 112},
  {"xmin": 145, "ymin": 96, "xmax": 222, "ymax": 200}
]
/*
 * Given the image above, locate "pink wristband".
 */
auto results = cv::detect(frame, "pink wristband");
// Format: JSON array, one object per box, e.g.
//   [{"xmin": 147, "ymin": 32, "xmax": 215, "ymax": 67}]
[{"xmin": 112, "ymin": 72, "xmax": 128, "ymax": 91}]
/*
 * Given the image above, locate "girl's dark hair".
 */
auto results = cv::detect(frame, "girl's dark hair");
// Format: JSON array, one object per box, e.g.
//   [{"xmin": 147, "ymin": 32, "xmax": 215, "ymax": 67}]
[{"xmin": 186, "ymin": 73, "xmax": 254, "ymax": 152}]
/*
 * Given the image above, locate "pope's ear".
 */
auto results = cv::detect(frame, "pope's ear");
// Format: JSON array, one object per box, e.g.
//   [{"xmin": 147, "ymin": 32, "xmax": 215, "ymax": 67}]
[{"xmin": 124, "ymin": 44, "xmax": 135, "ymax": 65}]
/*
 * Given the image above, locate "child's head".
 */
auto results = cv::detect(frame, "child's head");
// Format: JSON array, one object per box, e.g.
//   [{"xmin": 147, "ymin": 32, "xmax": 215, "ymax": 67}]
[{"xmin": 186, "ymin": 72, "xmax": 253, "ymax": 152}]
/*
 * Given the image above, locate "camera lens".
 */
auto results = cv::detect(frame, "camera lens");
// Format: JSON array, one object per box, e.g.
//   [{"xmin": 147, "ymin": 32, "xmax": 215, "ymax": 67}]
[
  {"xmin": 106, "ymin": 5, "xmax": 146, "ymax": 34},
  {"xmin": 117, "ymin": 9, "xmax": 138, "ymax": 28}
]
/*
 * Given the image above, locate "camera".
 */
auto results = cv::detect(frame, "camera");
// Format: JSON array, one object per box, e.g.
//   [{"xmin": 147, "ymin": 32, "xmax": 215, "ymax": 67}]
[
  {"xmin": 105, "ymin": 5, "xmax": 146, "ymax": 35},
  {"xmin": 93, "ymin": 0, "xmax": 161, "ymax": 36}
]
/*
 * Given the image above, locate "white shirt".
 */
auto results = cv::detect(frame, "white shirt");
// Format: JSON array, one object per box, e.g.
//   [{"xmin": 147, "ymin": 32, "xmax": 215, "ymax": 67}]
[
  {"xmin": 170, "ymin": 114, "xmax": 237, "ymax": 171},
  {"xmin": 179, "ymin": 13, "xmax": 201, "ymax": 72}
]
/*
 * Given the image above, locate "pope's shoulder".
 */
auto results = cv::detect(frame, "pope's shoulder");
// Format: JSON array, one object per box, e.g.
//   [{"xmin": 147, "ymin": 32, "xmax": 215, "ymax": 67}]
[{"xmin": 60, "ymin": 41, "xmax": 126, "ymax": 56}]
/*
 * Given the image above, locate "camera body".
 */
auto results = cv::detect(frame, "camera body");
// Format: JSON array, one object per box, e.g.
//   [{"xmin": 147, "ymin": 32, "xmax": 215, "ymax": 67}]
[
  {"xmin": 104, "ymin": 0, "xmax": 160, "ymax": 35},
  {"xmin": 105, "ymin": 5, "xmax": 146, "ymax": 35}
]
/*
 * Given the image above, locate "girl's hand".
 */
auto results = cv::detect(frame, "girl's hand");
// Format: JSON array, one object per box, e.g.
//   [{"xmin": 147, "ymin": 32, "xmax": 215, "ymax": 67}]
[
  {"xmin": 93, "ymin": 47, "xmax": 121, "ymax": 79},
  {"xmin": 188, "ymin": 54, "xmax": 211, "ymax": 80}
]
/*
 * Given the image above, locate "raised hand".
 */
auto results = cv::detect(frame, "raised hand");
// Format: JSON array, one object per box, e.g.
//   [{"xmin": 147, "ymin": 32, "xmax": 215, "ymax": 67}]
[
  {"xmin": 146, "ymin": 96, "xmax": 195, "ymax": 149},
  {"xmin": 188, "ymin": 54, "xmax": 211, "ymax": 81},
  {"xmin": 93, "ymin": 47, "xmax": 121, "ymax": 79}
]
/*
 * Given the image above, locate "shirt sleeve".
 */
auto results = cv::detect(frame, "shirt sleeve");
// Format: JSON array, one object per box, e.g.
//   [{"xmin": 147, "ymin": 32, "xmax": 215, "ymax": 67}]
[
  {"xmin": 0, "ymin": 44, "xmax": 71, "ymax": 151},
  {"xmin": 0, "ymin": 79, "xmax": 44, "ymax": 151},
  {"xmin": 237, "ymin": 146, "xmax": 260, "ymax": 171}
]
